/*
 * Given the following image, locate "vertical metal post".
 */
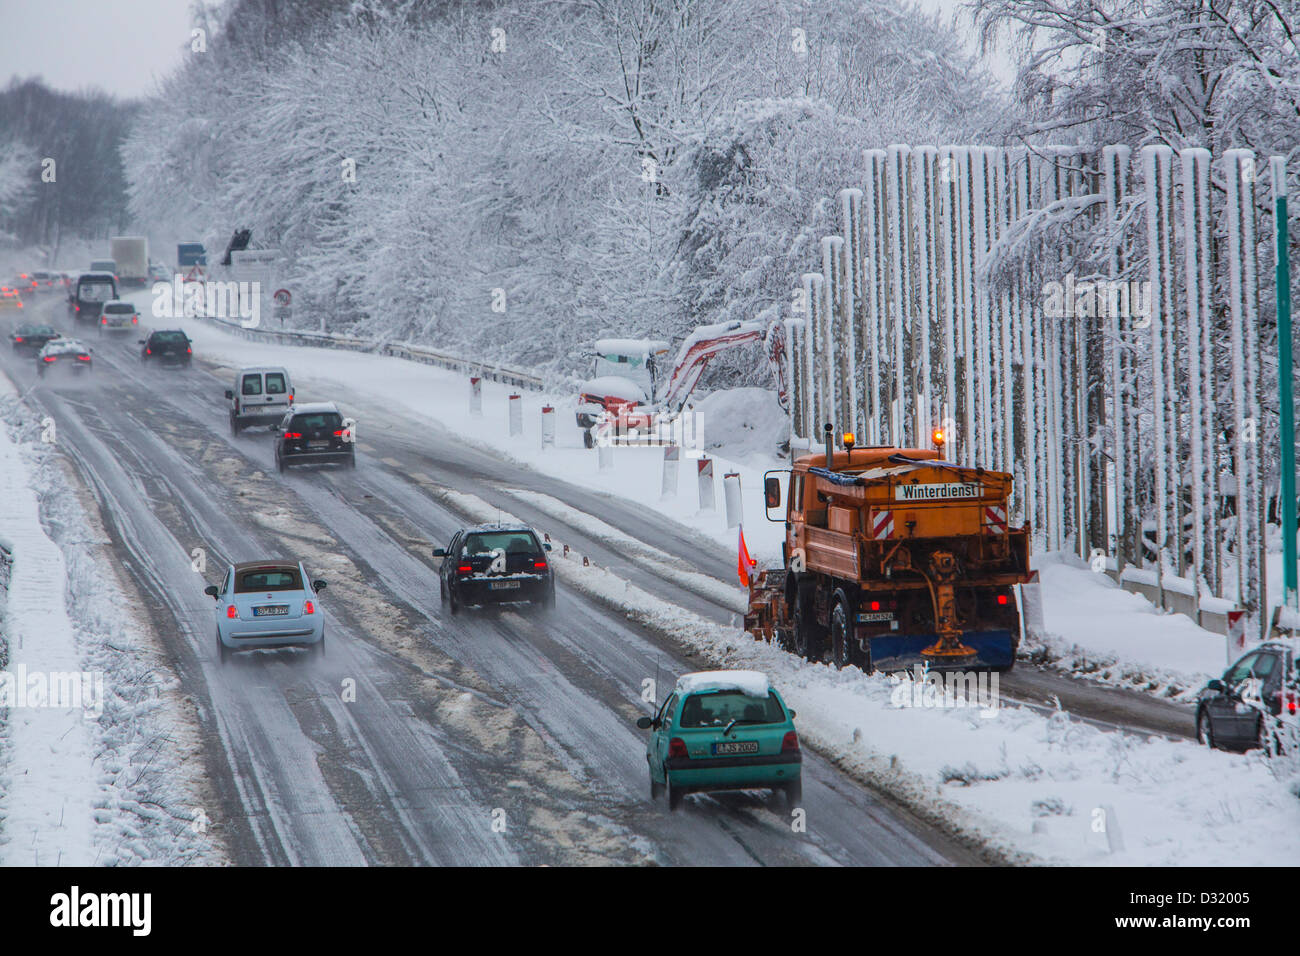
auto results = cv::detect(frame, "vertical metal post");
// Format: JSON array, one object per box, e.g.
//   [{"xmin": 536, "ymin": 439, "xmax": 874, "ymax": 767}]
[{"xmin": 1274, "ymin": 155, "xmax": 1297, "ymax": 609}]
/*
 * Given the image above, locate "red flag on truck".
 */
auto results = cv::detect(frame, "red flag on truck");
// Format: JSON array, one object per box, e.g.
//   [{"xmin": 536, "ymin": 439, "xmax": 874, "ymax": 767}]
[{"xmin": 738, "ymin": 525, "xmax": 757, "ymax": 587}]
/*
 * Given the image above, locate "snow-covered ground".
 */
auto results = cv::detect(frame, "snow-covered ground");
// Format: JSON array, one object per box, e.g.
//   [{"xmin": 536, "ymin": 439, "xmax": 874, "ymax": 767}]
[
  {"xmin": 0, "ymin": 376, "xmax": 222, "ymax": 866},
  {"xmin": 131, "ymin": 308, "xmax": 1300, "ymax": 865}
]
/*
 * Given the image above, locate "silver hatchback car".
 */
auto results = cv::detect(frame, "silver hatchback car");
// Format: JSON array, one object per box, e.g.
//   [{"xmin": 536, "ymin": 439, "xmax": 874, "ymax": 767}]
[{"xmin": 205, "ymin": 560, "xmax": 327, "ymax": 664}]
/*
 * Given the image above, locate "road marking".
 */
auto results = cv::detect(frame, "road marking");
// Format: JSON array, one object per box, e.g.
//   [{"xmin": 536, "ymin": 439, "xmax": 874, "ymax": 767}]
[
  {"xmin": 381, "ymin": 457, "xmax": 403, "ymax": 468},
  {"xmin": 357, "ymin": 442, "xmax": 376, "ymax": 453}
]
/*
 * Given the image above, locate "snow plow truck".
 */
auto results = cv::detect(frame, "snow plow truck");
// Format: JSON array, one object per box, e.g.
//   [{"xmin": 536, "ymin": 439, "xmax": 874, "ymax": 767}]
[{"xmin": 744, "ymin": 431, "xmax": 1033, "ymax": 673}]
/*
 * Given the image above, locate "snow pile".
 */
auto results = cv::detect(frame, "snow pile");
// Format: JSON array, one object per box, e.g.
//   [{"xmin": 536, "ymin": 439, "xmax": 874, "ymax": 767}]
[
  {"xmin": 693, "ymin": 387, "xmax": 790, "ymax": 467},
  {"xmin": 0, "ymin": 390, "xmax": 222, "ymax": 865}
]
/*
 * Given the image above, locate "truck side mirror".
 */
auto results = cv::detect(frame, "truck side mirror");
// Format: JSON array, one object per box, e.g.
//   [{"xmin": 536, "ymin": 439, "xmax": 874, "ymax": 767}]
[{"xmin": 764, "ymin": 476, "xmax": 782, "ymax": 509}]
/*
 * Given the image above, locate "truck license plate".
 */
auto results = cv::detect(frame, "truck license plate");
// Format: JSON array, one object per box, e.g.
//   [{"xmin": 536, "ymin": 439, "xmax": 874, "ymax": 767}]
[{"xmin": 857, "ymin": 611, "xmax": 894, "ymax": 623}]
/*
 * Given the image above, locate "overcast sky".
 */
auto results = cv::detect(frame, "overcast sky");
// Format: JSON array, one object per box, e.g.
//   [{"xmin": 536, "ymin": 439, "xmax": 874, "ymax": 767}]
[{"xmin": 0, "ymin": 0, "xmax": 194, "ymax": 100}]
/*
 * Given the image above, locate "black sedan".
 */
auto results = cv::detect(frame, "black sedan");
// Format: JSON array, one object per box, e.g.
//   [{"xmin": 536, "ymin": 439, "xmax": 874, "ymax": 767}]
[
  {"xmin": 434, "ymin": 524, "xmax": 555, "ymax": 614},
  {"xmin": 1196, "ymin": 640, "xmax": 1297, "ymax": 753},
  {"xmin": 140, "ymin": 329, "xmax": 193, "ymax": 366},
  {"xmin": 12, "ymin": 323, "xmax": 60, "ymax": 354},
  {"xmin": 274, "ymin": 402, "xmax": 355, "ymax": 472}
]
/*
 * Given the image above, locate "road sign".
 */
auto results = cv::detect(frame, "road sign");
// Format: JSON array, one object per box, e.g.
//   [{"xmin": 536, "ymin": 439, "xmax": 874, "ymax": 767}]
[{"xmin": 274, "ymin": 288, "xmax": 291, "ymax": 307}]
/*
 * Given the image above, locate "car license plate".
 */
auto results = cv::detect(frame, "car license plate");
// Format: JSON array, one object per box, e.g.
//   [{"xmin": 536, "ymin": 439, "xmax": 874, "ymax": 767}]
[
  {"xmin": 714, "ymin": 740, "xmax": 759, "ymax": 755},
  {"xmin": 489, "ymin": 580, "xmax": 521, "ymax": 590},
  {"xmin": 253, "ymin": 605, "xmax": 289, "ymax": 616},
  {"xmin": 308, "ymin": 440, "xmax": 329, "ymax": 449}
]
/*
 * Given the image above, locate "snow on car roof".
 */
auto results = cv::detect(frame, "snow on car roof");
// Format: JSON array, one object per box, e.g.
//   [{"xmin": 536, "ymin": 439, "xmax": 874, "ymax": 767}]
[
  {"xmin": 41, "ymin": 339, "xmax": 88, "ymax": 354},
  {"xmin": 675, "ymin": 670, "xmax": 771, "ymax": 698}
]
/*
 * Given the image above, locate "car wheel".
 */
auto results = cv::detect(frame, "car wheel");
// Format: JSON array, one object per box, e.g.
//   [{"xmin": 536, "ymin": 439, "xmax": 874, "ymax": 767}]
[
  {"xmin": 830, "ymin": 592, "xmax": 856, "ymax": 670},
  {"xmin": 448, "ymin": 587, "xmax": 460, "ymax": 616},
  {"xmin": 650, "ymin": 774, "xmax": 664, "ymax": 801},
  {"xmin": 230, "ymin": 416, "xmax": 241, "ymax": 437},
  {"xmin": 542, "ymin": 586, "xmax": 556, "ymax": 610},
  {"xmin": 792, "ymin": 586, "xmax": 824, "ymax": 663},
  {"xmin": 217, "ymin": 632, "xmax": 231, "ymax": 666},
  {"xmin": 315, "ymin": 630, "xmax": 326, "ymax": 659},
  {"xmin": 666, "ymin": 775, "xmax": 684, "ymax": 812},
  {"xmin": 784, "ymin": 777, "xmax": 803, "ymax": 807},
  {"xmin": 1256, "ymin": 716, "xmax": 1276, "ymax": 756},
  {"xmin": 439, "ymin": 578, "xmax": 447, "ymax": 603},
  {"xmin": 1196, "ymin": 707, "xmax": 1216, "ymax": 750},
  {"xmin": 277, "ymin": 453, "xmax": 286, "ymax": 474}
]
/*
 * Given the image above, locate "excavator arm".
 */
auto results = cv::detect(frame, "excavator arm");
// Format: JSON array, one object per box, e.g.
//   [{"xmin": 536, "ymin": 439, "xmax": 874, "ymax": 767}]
[{"xmin": 657, "ymin": 318, "xmax": 789, "ymax": 414}]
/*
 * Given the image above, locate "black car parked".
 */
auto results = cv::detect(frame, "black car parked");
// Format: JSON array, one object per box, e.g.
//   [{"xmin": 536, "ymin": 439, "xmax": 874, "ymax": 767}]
[
  {"xmin": 140, "ymin": 329, "xmax": 193, "ymax": 366},
  {"xmin": 274, "ymin": 402, "xmax": 355, "ymax": 472},
  {"xmin": 11, "ymin": 323, "xmax": 60, "ymax": 354},
  {"xmin": 1196, "ymin": 640, "xmax": 1298, "ymax": 752},
  {"xmin": 434, "ymin": 524, "xmax": 555, "ymax": 614}
]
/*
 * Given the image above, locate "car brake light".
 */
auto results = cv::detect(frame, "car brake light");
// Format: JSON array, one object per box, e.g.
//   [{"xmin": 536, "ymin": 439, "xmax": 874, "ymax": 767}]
[
  {"xmin": 13, "ymin": 337, "xmax": 20, "ymax": 342},
  {"xmin": 668, "ymin": 737, "xmax": 688, "ymax": 759},
  {"xmin": 533, "ymin": 560, "xmax": 547, "ymax": 568},
  {"xmin": 226, "ymin": 605, "xmax": 237, "ymax": 619},
  {"xmin": 781, "ymin": 731, "xmax": 799, "ymax": 753},
  {"xmin": 333, "ymin": 430, "xmax": 344, "ymax": 437},
  {"xmin": 42, "ymin": 355, "xmax": 55, "ymax": 362},
  {"xmin": 284, "ymin": 432, "xmax": 302, "ymax": 439},
  {"xmin": 186, "ymin": 346, "xmax": 192, "ymax": 353},
  {"xmin": 303, "ymin": 600, "xmax": 315, "ymax": 615},
  {"xmin": 145, "ymin": 348, "xmax": 151, "ymax": 354},
  {"xmin": 77, "ymin": 355, "xmax": 90, "ymax": 361},
  {"xmin": 869, "ymin": 600, "xmax": 880, "ymax": 611},
  {"xmin": 997, "ymin": 594, "xmax": 1008, "ymax": 605},
  {"xmin": 101, "ymin": 318, "xmax": 106, "ymax": 324},
  {"xmin": 288, "ymin": 393, "xmax": 293, "ymax": 402},
  {"xmin": 456, "ymin": 564, "xmax": 472, "ymax": 574},
  {"xmin": 132, "ymin": 316, "xmax": 138, "ymax": 323}
]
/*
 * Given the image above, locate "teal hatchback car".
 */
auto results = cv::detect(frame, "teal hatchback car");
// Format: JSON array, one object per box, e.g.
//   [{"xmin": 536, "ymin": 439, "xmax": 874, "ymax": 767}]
[{"xmin": 637, "ymin": 670, "xmax": 802, "ymax": 811}]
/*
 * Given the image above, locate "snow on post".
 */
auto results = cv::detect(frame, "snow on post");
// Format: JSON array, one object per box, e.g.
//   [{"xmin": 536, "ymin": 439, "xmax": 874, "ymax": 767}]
[
  {"xmin": 802, "ymin": 272, "xmax": 822, "ymax": 438},
  {"xmin": 886, "ymin": 144, "xmax": 913, "ymax": 446},
  {"xmin": 1102, "ymin": 145, "xmax": 1130, "ymax": 575},
  {"xmin": 840, "ymin": 187, "xmax": 864, "ymax": 439},
  {"xmin": 1180, "ymin": 147, "xmax": 1216, "ymax": 597},
  {"xmin": 863, "ymin": 149, "xmax": 888, "ymax": 445},
  {"xmin": 1142, "ymin": 145, "xmax": 1175, "ymax": 589},
  {"xmin": 911, "ymin": 148, "xmax": 939, "ymax": 448},
  {"xmin": 822, "ymin": 235, "xmax": 846, "ymax": 442},
  {"xmin": 784, "ymin": 316, "xmax": 806, "ymax": 442},
  {"xmin": 938, "ymin": 145, "xmax": 960, "ymax": 464}
]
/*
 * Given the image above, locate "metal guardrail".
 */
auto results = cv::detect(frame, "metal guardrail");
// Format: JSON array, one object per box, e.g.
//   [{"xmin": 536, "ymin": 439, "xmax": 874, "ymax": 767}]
[{"xmin": 187, "ymin": 312, "xmax": 548, "ymax": 392}]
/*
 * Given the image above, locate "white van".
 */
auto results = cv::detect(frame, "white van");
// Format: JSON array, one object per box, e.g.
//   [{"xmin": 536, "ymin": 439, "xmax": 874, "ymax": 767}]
[{"xmin": 226, "ymin": 367, "xmax": 293, "ymax": 434}]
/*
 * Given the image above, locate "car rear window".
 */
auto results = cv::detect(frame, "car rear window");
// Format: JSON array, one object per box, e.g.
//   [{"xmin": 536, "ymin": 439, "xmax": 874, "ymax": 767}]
[
  {"xmin": 265, "ymin": 373, "xmax": 287, "ymax": 394},
  {"xmin": 291, "ymin": 412, "xmax": 342, "ymax": 431},
  {"xmin": 78, "ymin": 282, "xmax": 114, "ymax": 302},
  {"xmin": 678, "ymin": 690, "xmax": 786, "ymax": 728},
  {"xmin": 235, "ymin": 567, "xmax": 302, "ymax": 593},
  {"xmin": 241, "ymin": 374, "xmax": 262, "ymax": 396},
  {"xmin": 104, "ymin": 303, "xmax": 134, "ymax": 314},
  {"xmin": 463, "ymin": 531, "xmax": 541, "ymax": 556},
  {"xmin": 152, "ymin": 331, "xmax": 188, "ymax": 344}
]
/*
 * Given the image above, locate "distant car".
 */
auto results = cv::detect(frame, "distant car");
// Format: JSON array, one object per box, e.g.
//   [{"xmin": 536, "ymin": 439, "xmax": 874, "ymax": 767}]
[
  {"xmin": 28, "ymin": 271, "xmax": 59, "ymax": 293},
  {"xmin": 226, "ymin": 366, "xmax": 293, "ymax": 434},
  {"xmin": 205, "ymin": 560, "xmax": 327, "ymax": 664},
  {"xmin": 139, "ymin": 329, "xmax": 192, "ymax": 366},
  {"xmin": 148, "ymin": 262, "xmax": 171, "ymax": 283},
  {"xmin": 433, "ymin": 524, "xmax": 555, "ymax": 614},
  {"xmin": 37, "ymin": 338, "xmax": 93, "ymax": 376},
  {"xmin": 273, "ymin": 402, "xmax": 355, "ymax": 472},
  {"xmin": 11, "ymin": 323, "xmax": 60, "ymax": 354},
  {"xmin": 0, "ymin": 288, "xmax": 25, "ymax": 312},
  {"xmin": 1196, "ymin": 641, "xmax": 1297, "ymax": 753},
  {"xmin": 89, "ymin": 259, "xmax": 117, "ymax": 279},
  {"xmin": 637, "ymin": 670, "xmax": 802, "ymax": 811},
  {"xmin": 98, "ymin": 299, "xmax": 140, "ymax": 332}
]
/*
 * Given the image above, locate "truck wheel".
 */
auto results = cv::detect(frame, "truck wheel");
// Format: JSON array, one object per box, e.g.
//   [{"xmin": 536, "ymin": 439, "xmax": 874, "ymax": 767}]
[
  {"xmin": 583, "ymin": 428, "xmax": 595, "ymax": 449},
  {"xmin": 830, "ymin": 594, "xmax": 857, "ymax": 670},
  {"xmin": 792, "ymin": 587, "xmax": 825, "ymax": 663}
]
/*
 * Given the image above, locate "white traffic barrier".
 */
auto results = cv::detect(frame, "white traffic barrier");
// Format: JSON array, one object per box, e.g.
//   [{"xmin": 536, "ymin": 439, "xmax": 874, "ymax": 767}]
[
  {"xmin": 723, "ymin": 471, "xmax": 742, "ymax": 528},
  {"xmin": 662, "ymin": 445, "xmax": 679, "ymax": 498},
  {"xmin": 598, "ymin": 441, "xmax": 614, "ymax": 470},
  {"xmin": 470, "ymin": 376, "xmax": 482, "ymax": 417},
  {"xmin": 540, "ymin": 405, "xmax": 556, "ymax": 448},
  {"xmin": 697, "ymin": 456, "xmax": 715, "ymax": 511},
  {"xmin": 508, "ymin": 393, "xmax": 522, "ymax": 437}
]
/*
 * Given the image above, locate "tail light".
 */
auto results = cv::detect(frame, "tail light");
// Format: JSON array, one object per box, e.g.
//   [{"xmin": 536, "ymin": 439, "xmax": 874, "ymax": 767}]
[
  {"xmin": 101, "ymin": 318, "xmax": 107, "ymax": 324},
  {"xmin": 77, "ymin": 355, "xmax": 90, "ymax": 362},
  {"xmin": 288, "ymin": 393, "xmax": 293, "ymax": 403},
  {"xmin": 42, "ymin": 355, "xmax": 55, "ymax": 362},
  {"xmin": 226, "ymin": 605, "xmax": 238, "ymax": 619},
  {"xmin": 668, "ymin": 737, "xmax": 688, "ymax": 759},
  {"xmin": 333, "ymin": 430, "xmax": 344, "ymax": 437},
  {"xmin": 303, "ymin": 600, "xmax": 315, "ymax": 615},
  {"xmin": 533, "ymin": 560, "xmax": 547, "ymax": 569},
  {"xmin": 781, "ymin": 731, "xmax": 800, "ymax": 753},
  {"xmin": 997, "ymin": 594, "xmax": 1009, "ymax": 605},
  {"xmin": 456, "ymin": 564, "xmax": 473, "ymax": 575},
  {"xmin": 186, "ymin": 346, "xmax": 192, "ymax": 353},
  {"xmin": 75, "ymin": 305, "xmax": 80, "ymax": 311},
  {"xmin": 869, "ymin": 600, "xmax": 880, "ymax": 611},
  {"xmin": 145, "ymin": 348, "xmax": 151, "ymax": 354},
  {"xmin": 284, "ymin": 431, "xmax": 302, "ymax": 439},
  {"xmin": 13, "ymin": 336, "xmax": 21, "ymax": 343},
  {"xmin": 132, "ymin": 316, "xmax": 138, "ymax": 324}
]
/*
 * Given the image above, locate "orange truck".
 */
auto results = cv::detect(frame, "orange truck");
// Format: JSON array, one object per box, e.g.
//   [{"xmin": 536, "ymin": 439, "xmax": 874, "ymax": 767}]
[{"xmin": 744, "ymin": 433, "xmax": 1033, "ymax": 672}]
